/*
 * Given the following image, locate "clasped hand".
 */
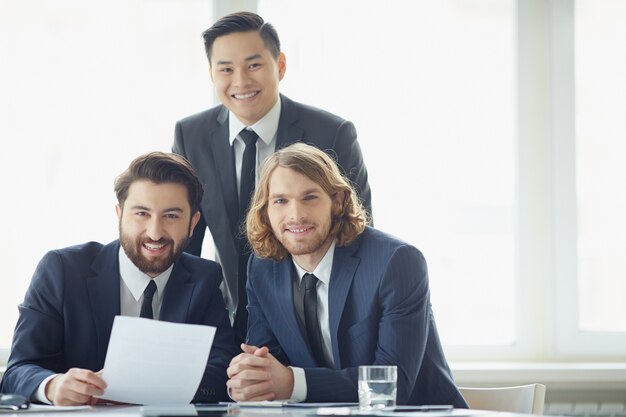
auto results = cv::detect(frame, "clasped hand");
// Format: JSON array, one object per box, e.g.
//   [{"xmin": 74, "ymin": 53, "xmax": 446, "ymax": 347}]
[{"xmin": 227, "ymin": 344, "xmax": 294, "ymax": 401}]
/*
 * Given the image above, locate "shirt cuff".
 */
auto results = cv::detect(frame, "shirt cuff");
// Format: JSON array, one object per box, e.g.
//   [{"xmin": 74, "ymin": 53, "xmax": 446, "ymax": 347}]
[
  {"xmin": 35, "ymin": 374, "xmax": 57, "ymax": 404},
  {"xmin": 288, "ymin": 367, "xmax": 307, "ymax": 403}
]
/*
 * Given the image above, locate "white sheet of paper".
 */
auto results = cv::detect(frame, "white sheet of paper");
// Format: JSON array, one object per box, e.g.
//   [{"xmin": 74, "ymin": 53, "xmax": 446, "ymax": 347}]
[{"xmin": 101, "ymin": 316, "xmax": 215, "ymax": 405}]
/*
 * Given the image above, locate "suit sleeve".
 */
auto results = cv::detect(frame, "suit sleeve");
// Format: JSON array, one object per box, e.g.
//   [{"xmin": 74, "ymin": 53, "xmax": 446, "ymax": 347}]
[
  {"xmin": 332, "ymin": 120, "xmax": 373, "ymax": 224},
  {"xmin": 0, "ymin": 252, "xmax": 67, "ymax": 399},
  {"xmin": 245, "ymin": 257, "xmax": 290, "ymax": 364},
  {"xmin": 304, "ymin": 245, "xmax": 428, "ymax": 404},
  {"xmin": 193, "ymin": 264, "xmax": 239, "ymax": 403},
  {"xmin": 173, "ymin": 121, "xmax": 206, "ymax": 257}
]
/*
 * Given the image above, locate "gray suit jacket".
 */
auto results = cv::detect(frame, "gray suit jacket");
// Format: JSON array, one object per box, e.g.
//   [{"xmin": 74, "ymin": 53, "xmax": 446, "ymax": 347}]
[{"xmin": 173, "ymin": 94, "xmax": 371, "ymax": 316}]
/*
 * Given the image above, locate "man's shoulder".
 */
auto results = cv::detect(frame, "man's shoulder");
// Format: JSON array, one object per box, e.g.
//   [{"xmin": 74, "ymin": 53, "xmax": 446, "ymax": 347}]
[
  {"xmin": 43, "ymin": 241, "xmax": 112, "ymax": 264},
  {"xmin": 176, "ymin": 104, "xmax": 225, "ymax": 128},
  {"xmin": 281, "ymin": 95, "xmax": 349, "ymax": 126},
  {"xmin": 178, "ymin": 252, "xmax": 222, "ymax": 278},
  {"xmin": 356, "ymin": 227, "xmax": 424, "ymax": 258}
]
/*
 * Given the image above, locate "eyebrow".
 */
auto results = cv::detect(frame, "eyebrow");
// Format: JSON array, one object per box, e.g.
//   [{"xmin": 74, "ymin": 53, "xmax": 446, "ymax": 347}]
[
  {"xmin": 129, "ymin": 205, "xmax": 185, "ymax": 213},
  {"xmin": 215, "ymin": 53, "xmax": 263, "ymax": 66},
  {"xmin": 269, "ymin": 188, "xmax": 322, "ymax": 199}
]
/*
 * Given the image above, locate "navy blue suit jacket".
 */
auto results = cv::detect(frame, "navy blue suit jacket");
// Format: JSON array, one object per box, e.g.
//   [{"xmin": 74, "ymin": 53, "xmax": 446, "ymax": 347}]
[
  {"xmin": 246, "ymin": 227, "xmax": 466, "ymax": 407},
  {"xmin": 0, "ymin": 241, "xmax": 238, "ymax": 403},
  {"xmin": 173, "ymin": 94, "xmax": 372, "ymax": 319}
]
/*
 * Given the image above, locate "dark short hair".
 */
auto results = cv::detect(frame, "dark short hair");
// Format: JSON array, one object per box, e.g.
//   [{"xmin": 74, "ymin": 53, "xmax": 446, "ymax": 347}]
[
  {"xmin": 202, "ymin": 11, "xmax": 281, "ymax": 64},
  {"xmin": 114, "ymin": 152, "xmax": 203, "ymax": 214}
]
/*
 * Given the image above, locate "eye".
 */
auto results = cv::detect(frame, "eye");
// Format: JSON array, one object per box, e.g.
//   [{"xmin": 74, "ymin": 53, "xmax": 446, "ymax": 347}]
[
  {"xmin": 164, "ymin": 213, "xmax": 180, "ymax": 220},
  {"xmin": 249, "ymin": 62, "xmax": 261, "ymax": 70},
  {"xmin": 219, "ymin": 67, "xmax": 233, "ymax": 74},
  {"xmin": 135, "ymin": 211, "xmax": 149, "ymax": 217},
  {"xmin": 303, "ymin": 194, "xmax": 318, "ymax": 201},
  {"xmin": 273, "ymin": 198, "xmax": 286, "ymax": 205}
]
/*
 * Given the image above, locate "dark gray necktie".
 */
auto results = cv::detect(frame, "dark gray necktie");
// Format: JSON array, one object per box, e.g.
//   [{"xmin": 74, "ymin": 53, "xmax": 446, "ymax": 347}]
[
  {"xmin": 140, "ymin": 280, "xmax": 157, "ymax": 319},
  {"xmin": 234, "ymin": 128, "xmax": 259, "ymax": 342},
  {"xmin": 302, "ymin": 273, "xmax": 327, "ymax": 367},
  {"xmin": 238, "ymin": 128, "xmax": 259, "ymax": 221}
]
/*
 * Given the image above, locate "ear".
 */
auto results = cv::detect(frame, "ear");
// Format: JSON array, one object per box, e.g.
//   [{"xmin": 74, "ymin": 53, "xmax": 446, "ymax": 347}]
[
  {"xmin": 332, "ymin": 191, "xmax": 346, "ymax": 213},
  {"xmin": 277, "ymin": 52, "xmax": 287, "ymax": 81},
  {"xmin": 209, "ymin": 65, "xmax": 215, "ymax": 83},
  {"xmin": 115, "ymin": 204, "xmax": 122, "ymax": 221},
  {"xmin": 189, "ymin": 211, "xmax": 201, "ymax": 237}
]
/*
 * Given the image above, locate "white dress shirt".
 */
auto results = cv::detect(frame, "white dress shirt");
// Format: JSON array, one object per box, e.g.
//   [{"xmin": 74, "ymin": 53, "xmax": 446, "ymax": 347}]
[
  {"xmin": 288, "ymin": 241, "xmax": 337, "ymax": 402},
  {"xmin": 118, "ymin": 246, "xmax": 173, "ymax": 319},
  {"xmin": 35, "ymin": 246, "xmax": 173, "ymax": 403},
  {"xmin": 228, "ymin": 98, "xmax": 281, "ymax": 196}
]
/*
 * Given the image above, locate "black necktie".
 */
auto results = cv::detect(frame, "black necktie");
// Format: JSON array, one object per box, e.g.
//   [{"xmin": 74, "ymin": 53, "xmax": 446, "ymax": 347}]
[
  {"xmin": 302, "ymin": 273, "xmax": 327, "ymax": 367},
  {"xmin": 140, "ymin": 280, "xmax": 157, "ymax": 319},
  {"xmin": 238, "ymin": 128, "xmax": 259, "ymax": 221},
  {"xmin": 234, "ymin": 128, "xmax": 259, "ymax": 343}
]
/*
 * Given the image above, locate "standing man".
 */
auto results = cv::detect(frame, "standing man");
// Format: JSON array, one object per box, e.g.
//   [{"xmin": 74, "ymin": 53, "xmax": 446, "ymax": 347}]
[
  {"xmin": 226, "ymin": 143, "xmax": 466, "ymax": 407},
  {"xmin": 0, "ymin": 152, "xmax": 237, "ymax": 405},
  {"xmin": 173, "ymin": 12, "xmax": 372, "ymax": 343}
]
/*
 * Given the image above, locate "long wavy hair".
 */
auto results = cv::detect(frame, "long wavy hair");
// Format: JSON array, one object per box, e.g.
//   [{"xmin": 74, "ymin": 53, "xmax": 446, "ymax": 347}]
[{"xmin": 246, "ymin": 143, "xmax": 366, "ymax": 261}]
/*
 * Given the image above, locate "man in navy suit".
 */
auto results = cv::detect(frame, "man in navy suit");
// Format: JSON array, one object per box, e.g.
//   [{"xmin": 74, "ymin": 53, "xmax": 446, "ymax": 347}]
[
  {"xmin": 226, "ymin": 143, "xmax": 466, "ymax": 406},
  {"xmin": 173, "ymin": 12, "xmax": 372, "ymax": 343},
  {"xmin": 0, "ymin": 152, "xmax": 237, "ymax": 405}
]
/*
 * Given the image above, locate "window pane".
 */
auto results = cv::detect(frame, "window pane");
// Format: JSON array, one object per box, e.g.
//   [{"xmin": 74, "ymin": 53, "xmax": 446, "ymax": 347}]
[
  {"xmin": 259, "ymin": 0, "xmax": 516, "ymax": 345},
  {"xmin": 0, "ymin": 0, "xmax": 214, "ymax": 350},
  {"xmin": 575, "ymin": 0, "xmax": 626, "ymax": 332}
]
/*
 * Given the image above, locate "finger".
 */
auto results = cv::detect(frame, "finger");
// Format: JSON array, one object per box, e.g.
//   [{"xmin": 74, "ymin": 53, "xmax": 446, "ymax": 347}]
[
  {"xmin": 231, "ymin": 380, "xmax": 273, "ymax": 401},
  {"xmin": 66, "ymin": 368, "xmax": 107, "ymax": 392},
  {"xmin": 232, "ymin": 355, "xmax": 272, "ymax": 372},
  {"xmin": 229, "ymin": 352, "xmax": 251, "ymax": 367},
  {"xmin": 254, "ymin": 346, "xmax": 269, "ymax": 357},
  {"xmin": 240, "ymin": 343, "xmax": 258, "ymax": 354},
  {"xmin": 232, "ymin": 368, "xmax": 271, "ymax": 383}
]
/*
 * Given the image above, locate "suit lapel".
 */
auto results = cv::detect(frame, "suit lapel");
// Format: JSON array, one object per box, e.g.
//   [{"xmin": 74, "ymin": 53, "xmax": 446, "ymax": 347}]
[
  {"xmin": 328, "ymin": 240, "xmax": 361, "ymax": 369},
  {"xmin": 276, "ymin": 95, "xmax": 305, "ymax": 150},
  {"xmin": 210, "ymin": 106, "xmax": 239, "ymax": 233},
  {"xmin": 160, "ymin": 261, "xmax": 194, "ymax": 323},
  {"xmin": 273, "ymin": 260, "xmax": 318, "ymax": 368},
  {"xmin": 86, "ymin": 241, "xmax": 122, "ymax": 366}
]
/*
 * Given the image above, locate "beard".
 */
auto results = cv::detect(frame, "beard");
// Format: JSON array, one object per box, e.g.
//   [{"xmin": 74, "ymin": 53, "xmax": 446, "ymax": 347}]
[
  {"xmin": 274, "ymin": 221, "xmax": 333, "ymax": 257},
  {"xmin": 119, "ymin": 230, "xmax": 189, "ymax": 276}
]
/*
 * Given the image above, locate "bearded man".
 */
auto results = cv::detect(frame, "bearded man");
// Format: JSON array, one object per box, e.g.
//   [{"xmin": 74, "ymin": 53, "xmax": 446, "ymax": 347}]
[
  {"xmin": 0, "ymin": 152, "xmax": 237, "ymax": 405},
  {"xmin": 226, "ymin": 143, "xmax": 466, "ymax": 407}
]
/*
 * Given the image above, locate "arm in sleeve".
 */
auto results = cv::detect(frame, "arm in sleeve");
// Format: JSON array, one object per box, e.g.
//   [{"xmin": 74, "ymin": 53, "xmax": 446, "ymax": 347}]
[
  {"xmin": 173, "ymin": 121, "xmax": 205, "ymax": 257},
  {"xmin": 0, "ymin": 252, "xmax": 67, "ymax": 400},
  {"xmin": 193, "ymin": 264, "xmax": 239, "ymax": 403},
  {"xmin": 331, "ymin": 120, "xmax": 373, "ymax": 224},
  {"xmin": 304, "ymin": 245, "xmax": 429, "ymax": 404}
]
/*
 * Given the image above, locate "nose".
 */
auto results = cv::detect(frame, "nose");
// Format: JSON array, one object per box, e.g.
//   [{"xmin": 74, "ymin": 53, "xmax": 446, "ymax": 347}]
[
  {"xmin": 287, "ymin": 201, "xmax": 304, "ymax": 221},
  {"xmin": 146, "ymin": 217, "xmax": 164, "ymax": 241},
  {"xmin": 233, "ymin": 68, "xmax": 251, "ymax": 87}
]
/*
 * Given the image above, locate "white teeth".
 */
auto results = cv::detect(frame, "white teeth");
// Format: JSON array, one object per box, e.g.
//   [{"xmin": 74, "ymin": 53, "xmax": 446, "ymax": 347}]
[
  {"xmin": 234, "ymin": 91, "xmax": 257, "ymax": 99},
  {"xmin": 144, "ymin": 243, "xmax": 164, "ymax": 250},
  {"xmin": 289, "ymin": 228, "xmax": 308, "ymax": 233}
]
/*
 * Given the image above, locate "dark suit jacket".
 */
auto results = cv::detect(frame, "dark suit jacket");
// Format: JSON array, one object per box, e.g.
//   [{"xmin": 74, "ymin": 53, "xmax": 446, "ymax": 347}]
[
  {"xmin": 0, "ymin": 241, "xmax": 237, "ymax": 403},
  {"xmin": 246, "ymin": 227, "xmax": 467, "ymax": 407},
  {"xmin": 172, "ymin": 94, "xmax": 372, "ymax": 318}
]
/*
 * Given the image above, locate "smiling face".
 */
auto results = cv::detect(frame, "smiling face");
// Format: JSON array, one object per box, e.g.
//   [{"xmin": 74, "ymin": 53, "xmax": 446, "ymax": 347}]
[
  {"xmin": 116, "ymin": 180, "xmax": 200, "ymax": 277},
  {"xmin": 209, "ymin": 31, "xmax": 286, "ymax": 126},
  {"xmin": 266, "ymin": 166, "xmax": 340, "ymax": 270}
]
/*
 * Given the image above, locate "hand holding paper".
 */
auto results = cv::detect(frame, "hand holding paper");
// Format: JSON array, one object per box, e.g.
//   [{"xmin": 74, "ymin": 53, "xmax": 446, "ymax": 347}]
[{"xmin": 101, "ymin": 316, "xmax": 215, "ymax": 405}]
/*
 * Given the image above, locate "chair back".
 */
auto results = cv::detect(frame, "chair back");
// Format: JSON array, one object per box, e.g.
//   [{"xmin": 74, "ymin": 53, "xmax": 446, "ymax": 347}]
[{"xmin": 459, "ymin": 383, "xmax": 546, "ymax": 415}]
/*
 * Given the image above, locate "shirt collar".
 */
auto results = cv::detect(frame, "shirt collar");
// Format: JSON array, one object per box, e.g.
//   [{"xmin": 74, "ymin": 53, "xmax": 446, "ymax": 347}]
[
  {"xmin": 118, "ymin": 245, "xmax": 173, "ymax": 302},
  {"xmin": 292, "ymin": 241, "xmax": 336, "ymax": 287},
  {"xmin": 228, "ymin": 98, "xmax": 281, "ymax": 147}
]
